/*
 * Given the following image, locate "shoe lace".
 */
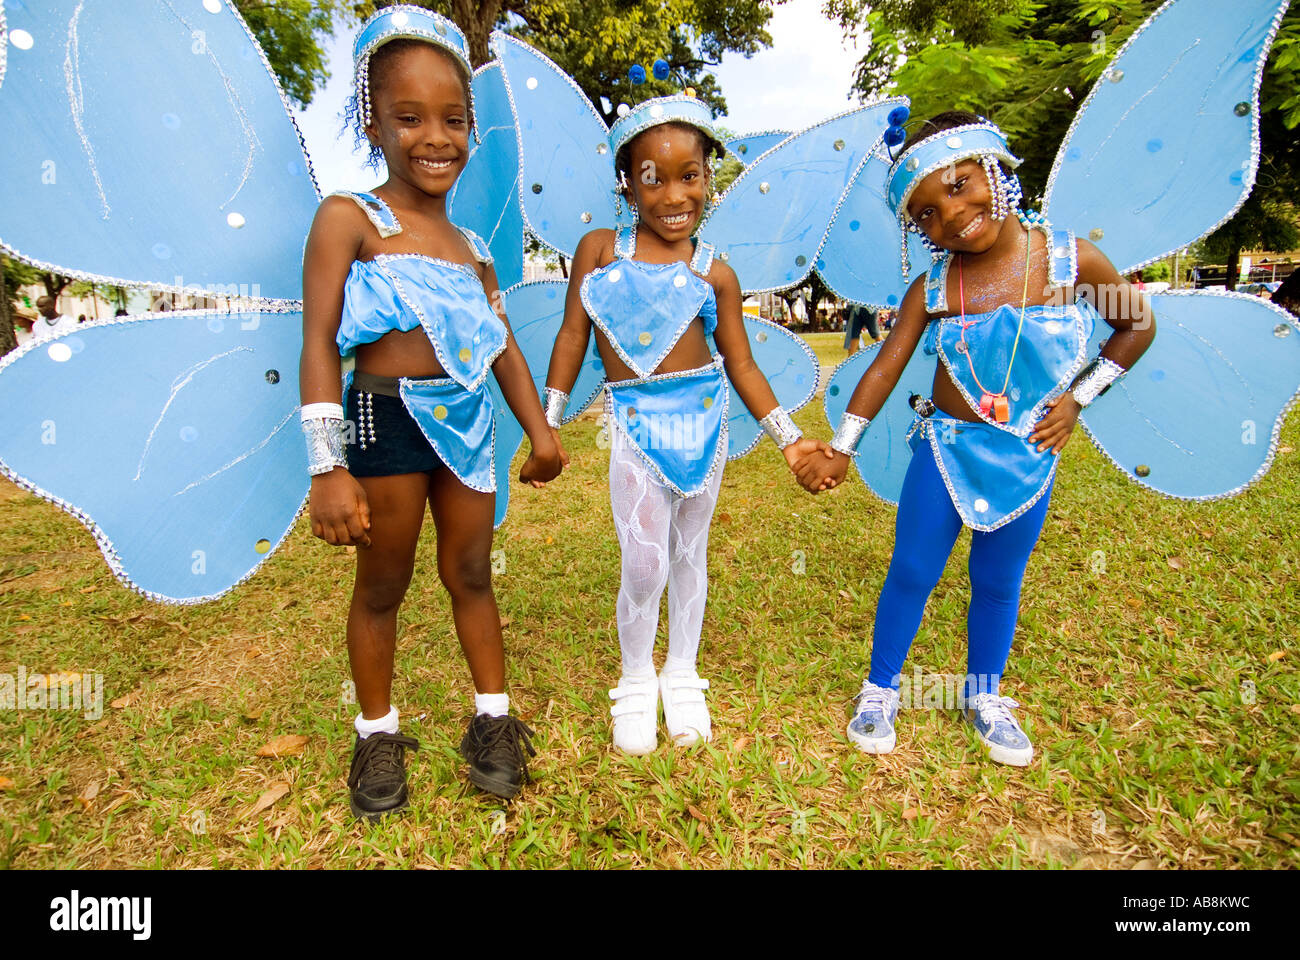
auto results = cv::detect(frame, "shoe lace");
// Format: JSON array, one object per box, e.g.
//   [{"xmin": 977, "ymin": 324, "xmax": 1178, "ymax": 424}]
[
  {"xmin": 348, "ymin": 732, "xmax": 419, "ymax": 789},
  {"xmin": 469, "ymin": 715, "xmax": 537, "ymax": 782},
  {"xmin": 854, "ymin": 681, "xmax": 896, "ymax": 715},
  {"xmin": 969, "ymin": 693, "xmax": 1020, "ymax": 726}
]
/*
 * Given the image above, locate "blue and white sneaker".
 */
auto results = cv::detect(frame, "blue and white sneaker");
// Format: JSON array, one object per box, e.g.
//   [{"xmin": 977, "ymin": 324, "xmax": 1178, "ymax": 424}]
[
  {"xmin": 965, "ymin": 693, "xmax": 1034, "ymax": 766},
  {"xmin": 846, "ymin": 680, "xmax": 900, "ymax": 754}
]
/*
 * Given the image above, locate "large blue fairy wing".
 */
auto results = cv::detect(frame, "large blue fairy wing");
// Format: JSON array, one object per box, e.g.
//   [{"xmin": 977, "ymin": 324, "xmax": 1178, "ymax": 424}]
[
  {"xmin": 725, "ymin": 131, "xmax": 791, "ymax": 167},
  {"xmin": 0, "ymin": 309, "xmax": 308, "ymax": 603},
  {"xmin": 714, "ymin": 317, "xmax": 819, "ymax": 459},
  {"xmin": 1079, "ymin": 292, "xmax": 1300, "ymax": 499},
  {"xmin": 698, "ymin": 100, "xmax": 903, "ymax": 293},
  {"xmin": 487, "ymin": 280, "xmax": 607, "ymax": 527},
  {"xmin": 817, "ymin": 149, "xmax": 931, "ymax": 308},
  {"xmin": 1043, "ymin": 0, "xmax": 1291, "ymax": 274},
  {"xmin": 505, "ymin": 280, "xmax": 605, "ymax": 422},
  {"xmin": 450, "ymin": 62, "xmax": 526, "ymax": 290},
  {"xmin": 0, "ymin": 0, "xmax": 317, "ymax": 300},
  {"xmin": 491, "ymin": 32, "xmax": 616, "ymax": 259},
  {"xmin": 822, "ymin": 342, "xmax": 934, "ymax": 504}
]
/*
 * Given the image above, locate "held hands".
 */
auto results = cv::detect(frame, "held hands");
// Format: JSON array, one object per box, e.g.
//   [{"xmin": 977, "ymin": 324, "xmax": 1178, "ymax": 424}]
[
  {"xmin": 783, "ymin": 437, "xmax": 846, "ymax": 494},
  {"xmin": 309, "ymin": 469, "xmax": 372, "ymax": 547},
  {"xmin": 1028, "ymin": 393, "xmax": 1081, "ymax": 455},
  {"xmin": 519, "ymin": 428, "xmax": 569, "ymax": 487}
]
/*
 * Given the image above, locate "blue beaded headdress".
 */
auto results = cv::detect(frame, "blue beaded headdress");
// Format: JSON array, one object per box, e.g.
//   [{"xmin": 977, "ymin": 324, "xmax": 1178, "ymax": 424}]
[
  {"xmin": 885, "ymin": 120, "xmax": 1024, "ymax": 277},
  {"xmin": 353, "ymin": 5, "xmax": 473, "ymax": 128},
  {"xmin": 608, "ymin": 94, "xmax": 722, "ymax": 158}
]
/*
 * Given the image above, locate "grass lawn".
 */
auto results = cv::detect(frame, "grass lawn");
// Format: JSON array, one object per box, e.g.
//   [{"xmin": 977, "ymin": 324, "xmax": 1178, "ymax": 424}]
[{"xmin": 1, "ymin": 372, "xmax": 1297, "ymax": 868}]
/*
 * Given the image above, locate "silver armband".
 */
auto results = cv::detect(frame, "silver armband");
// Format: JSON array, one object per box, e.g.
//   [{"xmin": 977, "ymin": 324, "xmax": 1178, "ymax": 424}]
[
  {"xmin": 543, "ymin": 387, "xmax": 569, "ymax": 429},
  {"xmin": 1069, "ymin": 357, "xmax": 1126, "ymax": 408},
  {"xmin": 759, "ymin": 405, "xmax": 803, "ymax": 449},
  {"xmin": 302, "ymin": 404, "xmax": 347, "ymax": 476},
  {"xmin": 830, "ymin": 412, "xmax": 870, "ymax": 457}
]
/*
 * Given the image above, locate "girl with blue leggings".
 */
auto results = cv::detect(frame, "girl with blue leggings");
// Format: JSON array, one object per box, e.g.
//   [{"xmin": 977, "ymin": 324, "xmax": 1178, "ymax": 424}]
[{"xmin": 800, "ymin": 112, "xmax": 1155, "ymax": 765}]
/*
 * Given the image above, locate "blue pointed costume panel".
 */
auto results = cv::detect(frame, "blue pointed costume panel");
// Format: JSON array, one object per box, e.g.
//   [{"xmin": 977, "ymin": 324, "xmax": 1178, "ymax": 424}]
[{"xmin": 0, "ymin": 0, "xmax": 318, "ymax": 300}]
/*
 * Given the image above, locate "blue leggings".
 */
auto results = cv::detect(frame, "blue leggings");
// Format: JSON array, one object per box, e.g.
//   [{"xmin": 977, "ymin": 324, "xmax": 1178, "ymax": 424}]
[{"xmin": 868, "ymin": 438, "xmax": 1053, "ymax": 693}]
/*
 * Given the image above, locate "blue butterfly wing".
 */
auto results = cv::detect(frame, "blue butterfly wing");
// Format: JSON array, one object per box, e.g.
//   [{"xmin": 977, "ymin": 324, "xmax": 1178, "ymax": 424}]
[
  {"xmin": 0, "ymin": 309, "xmax": 308, "ymax": 603},
  {"xmin": 0, "ymin": 0, "xmax": 317, "ymax": 300},
  {"xmin": 725, "ymin": 131, "xmax": 792, "ymax": 167},
  {"xmin": 1043, "ymin": 0, "xmax": 1291, "ymax": 274},
  {"xmin": 818, "ymin": 149, "xmax": 930, "ymax": 307},
  {"xmin": 491, "ymin": 32, "xmax": 616, "ymax": 259},
  {"xmin": 505, "ymin": 280, "xmax": 605, "ymax": 422},
  {"xmin": 450, "ymin": 62, "xmax": 526, "ymax": 290},
  {"xmin": 1079, "ymin": 291, "xmax": 1300, "ymax": 499},
  {"xmin": 487, "ymin": 280, "xmax": 607, "ymax": 527},
  {"xmin": 713, "ymin": 317, "xmax": 820, "ymax": 459},
  {"xmin": 698, "ymin": 101, "xmax": 897, "ymax": 293},
  {"xmin": 823, "ymin": 341, "xmax": 934, "ymax": 505}
]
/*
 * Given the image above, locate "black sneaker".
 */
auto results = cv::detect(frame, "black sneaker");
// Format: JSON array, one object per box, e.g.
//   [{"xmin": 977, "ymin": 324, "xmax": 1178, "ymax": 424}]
[
  {"xmin": 459, "ymin": 714, "xmax": 537, "ymax": 799},
  {"xmin": 347, "ymin": 731, "xmax": 419, "ymax": 820}
]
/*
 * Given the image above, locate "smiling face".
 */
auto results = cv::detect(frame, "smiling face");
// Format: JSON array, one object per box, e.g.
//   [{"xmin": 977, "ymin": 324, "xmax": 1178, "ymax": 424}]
[
  {"xmin": 365, "ymin": 43, "xmax": 470, "ymax": 198},
  {"xmin": 905, "ymin": 159, "xmax": 1007, "ymax": 255},
  {"xmin": 625, "ymin": 124, "xmax": 710, "ymax": 244}
]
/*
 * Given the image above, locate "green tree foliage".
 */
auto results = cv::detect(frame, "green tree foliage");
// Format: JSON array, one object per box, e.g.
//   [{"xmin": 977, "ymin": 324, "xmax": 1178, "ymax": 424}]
[
  {"xmin": 1, "ymin": 257, "xmax": 43, "ymax": 354},
  {"xmin": 234, "ymin": 0, "xmax": 351, "ymax": 108},
  {"xmin": 355, "ymin": 1, "xmax": 777, "ymax": 123},
  {"xmin": 829, "ymin": 0, "xmax": 1300, "ymax": 289}
]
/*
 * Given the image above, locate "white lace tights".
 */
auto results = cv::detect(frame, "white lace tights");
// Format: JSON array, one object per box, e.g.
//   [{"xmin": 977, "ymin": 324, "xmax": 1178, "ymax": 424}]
[{"xmin": 608, "ymin": 430, "xmax": 723, "ymax": 677}]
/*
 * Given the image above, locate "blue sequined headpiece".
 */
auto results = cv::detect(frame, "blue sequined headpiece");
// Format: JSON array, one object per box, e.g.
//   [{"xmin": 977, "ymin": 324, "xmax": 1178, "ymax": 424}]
[
  {"xmin": 886, "ymin": 120, "xmax": 1025, "ymax": 279},
  {"xmin": 608, "ymin": 95, "xmax": 722, "ymax": 158},
  {"xmin": 353, "ymin": 5, "xmax": 472, "ymax": 128},
  {"xmin": 886, "ymin": 121, "xmax": 1022, "ymax": 217}
]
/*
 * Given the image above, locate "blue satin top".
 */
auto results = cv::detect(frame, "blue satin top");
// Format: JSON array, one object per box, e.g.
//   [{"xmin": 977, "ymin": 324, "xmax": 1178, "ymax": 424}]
[
  {"xmin": 331, "ymin": 192, "xmax": 505, "ymax": 492},
  {"xmin": 579, "ymin": 226, "xmax": 718, "ymax": 379}
]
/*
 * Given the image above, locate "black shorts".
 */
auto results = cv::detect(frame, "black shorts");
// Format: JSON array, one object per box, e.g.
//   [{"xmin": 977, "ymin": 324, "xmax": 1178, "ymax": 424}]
[{"xmin": 345, "ymin": 373, "xmax": 445, "ymax": 477}]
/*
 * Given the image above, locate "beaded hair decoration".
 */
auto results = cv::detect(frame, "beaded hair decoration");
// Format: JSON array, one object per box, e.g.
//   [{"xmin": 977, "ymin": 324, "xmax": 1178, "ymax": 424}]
[
  {"xmin": 353, "ymin": 4, "xmax": 473, "ymax": 129},
  {"xmin": 885, "ymin": 120, "xmax": 1025, "ymax": 279}
]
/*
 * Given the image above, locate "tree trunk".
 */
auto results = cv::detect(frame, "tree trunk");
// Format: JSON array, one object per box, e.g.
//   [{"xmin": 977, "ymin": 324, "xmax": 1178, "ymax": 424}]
[
  {"xmin": 450, "ymin": 0, "xmax": 501, "ymax": 67},
  {"xmin": 1225, "ymin": 244, "xmax": 1241, "ymax": 292},
  {"xmin": 41, "ymin": 272, "xmax": 71, "ymax": 300},
  {"xmin": 0, "ymin": 265, "xmax": 16, "ymax": 356}
]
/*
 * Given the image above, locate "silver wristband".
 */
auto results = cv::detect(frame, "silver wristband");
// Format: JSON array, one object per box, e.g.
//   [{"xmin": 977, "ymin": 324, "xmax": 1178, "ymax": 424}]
[
  {"xmin": 303, "ymin": 416, "xmax": 347, "ymax": 476},
  {"xmin": 1069, "ymin": 357, "xmax": 1126, "ymax": 408},
  {"xmin": 759, "ymin": 405, "xmax": 803, "ymax": 449},
  {"xmin": 830, "ymin": 412, "xmax": 870, "ymax": 457},
  {"xmin": 543, "ymin": 387, "xmax": 569, "ymax": 429}
]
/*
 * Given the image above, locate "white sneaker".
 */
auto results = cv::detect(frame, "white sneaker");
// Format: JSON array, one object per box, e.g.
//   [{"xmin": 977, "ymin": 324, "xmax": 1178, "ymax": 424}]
[
  {"xmin": 609, "ymin": 675, "xmax": 659, "ymax": 755},
  {"xmin": 659, "ymin": 668, "xmax": 711, "ymax": 746}
]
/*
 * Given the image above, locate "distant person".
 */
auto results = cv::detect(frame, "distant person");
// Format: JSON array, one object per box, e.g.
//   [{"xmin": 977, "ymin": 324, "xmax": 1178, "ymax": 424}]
[
  {"xmin": 1273, "ymin": 272, "xmax": 1299, "ymax": 317},
  {"xmin": 843, "ymin": 304, "xmax": 880, "ymax": 354},
  {"xmin": 31, "ymin": 296, "xmax": 78, "ymax": 341},
  {"xmin": 114, "ymin": 308, "xmax": 129, "ymax": 317}
]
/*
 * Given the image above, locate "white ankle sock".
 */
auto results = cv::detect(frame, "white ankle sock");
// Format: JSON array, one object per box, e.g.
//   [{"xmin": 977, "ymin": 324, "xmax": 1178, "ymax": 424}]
[
  {"xmin": 355, "ymin": 706, "xmax": 399, "ymax": 739},
  {"xmin": 475, "ymin": 692, "xmax": 509, "ymax": 717}
]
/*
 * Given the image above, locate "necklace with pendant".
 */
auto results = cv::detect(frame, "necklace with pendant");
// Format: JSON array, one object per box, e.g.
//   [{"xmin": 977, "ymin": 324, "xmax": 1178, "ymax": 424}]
[{"xmin": 957, "ymin": 220, "xmax": 1032, "ymax": 424}]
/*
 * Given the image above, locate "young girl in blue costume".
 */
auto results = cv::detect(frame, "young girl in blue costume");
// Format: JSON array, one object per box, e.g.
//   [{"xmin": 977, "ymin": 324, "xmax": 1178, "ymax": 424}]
[
  {"xmin": 299, "ymin": 7, "xmax": 565, "ymax": 817},
  {"xmin": 544, "ymin": 97, "xmax": 832, "ymax": 755},
  {"xmin": 803, "ymin": 112, "xmax": 1156, "ymax": 765}
]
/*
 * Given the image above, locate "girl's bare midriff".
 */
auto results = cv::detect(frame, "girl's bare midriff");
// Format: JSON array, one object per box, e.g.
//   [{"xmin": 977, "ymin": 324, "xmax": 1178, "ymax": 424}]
[{"xmin": 595, "ymin": 316, "xmax": 713, "ymax": 384}]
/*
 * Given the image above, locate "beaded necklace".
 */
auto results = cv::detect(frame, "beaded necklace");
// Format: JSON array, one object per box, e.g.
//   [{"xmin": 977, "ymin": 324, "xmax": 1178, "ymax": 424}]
[{"xmin": 956, "ymin": 216, "xmax": 1033, "ymax": 424}]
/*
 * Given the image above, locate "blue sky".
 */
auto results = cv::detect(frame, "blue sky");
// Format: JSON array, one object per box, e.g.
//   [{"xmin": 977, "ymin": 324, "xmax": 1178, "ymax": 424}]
[{"xmin": 292, "ymin": 0, "xmax": 873, "ymax": 194}]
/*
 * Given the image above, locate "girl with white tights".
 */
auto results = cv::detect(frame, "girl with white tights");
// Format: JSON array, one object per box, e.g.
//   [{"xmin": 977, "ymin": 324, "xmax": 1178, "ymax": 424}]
[{"xmin": 542, "ymin": 101, "xmax": 830, "ymax": 754}]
